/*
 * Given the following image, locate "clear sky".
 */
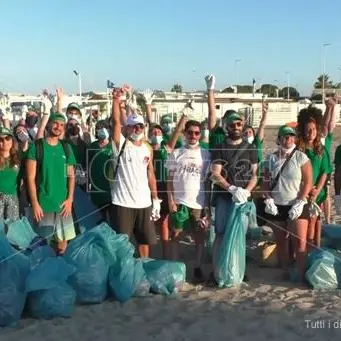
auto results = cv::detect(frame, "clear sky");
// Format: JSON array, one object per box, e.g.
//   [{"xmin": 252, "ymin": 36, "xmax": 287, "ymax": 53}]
[{"xmin": 1, "ymin": 0, "xmax": 341, "ymax": 96}]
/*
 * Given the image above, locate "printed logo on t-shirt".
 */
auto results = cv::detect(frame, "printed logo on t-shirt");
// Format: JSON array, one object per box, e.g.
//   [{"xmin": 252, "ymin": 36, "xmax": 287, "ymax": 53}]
[
  {"xmin": 180, "ymin": 162, "xmax": 202, "ymax": 176},
  {"xmin": 143, "ymin": 156, "xmax": 150, "ymax": 164}
]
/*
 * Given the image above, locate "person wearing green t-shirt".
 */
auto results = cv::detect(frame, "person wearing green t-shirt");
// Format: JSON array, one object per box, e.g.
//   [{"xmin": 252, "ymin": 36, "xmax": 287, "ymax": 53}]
[
  {"xmin": 297, "ymin": 105, "xmax": 333, "ymax": 249},
  {"xmin": 26, "ymin": 112, "xmax": 77, "ymax": 254},
  {"xmin": 87, "ymin": 120, "xmax": 113, "ymax": 222},
  {"xmin": 0, "ymin": 127, "xmax": 21, "ymax": 222}
]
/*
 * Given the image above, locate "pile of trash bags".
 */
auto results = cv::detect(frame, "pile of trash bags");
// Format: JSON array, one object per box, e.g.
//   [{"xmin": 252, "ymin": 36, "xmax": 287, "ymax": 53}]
[{"xmin": 0, "ymin": 219, "xmax": 186, "ymax": 327}]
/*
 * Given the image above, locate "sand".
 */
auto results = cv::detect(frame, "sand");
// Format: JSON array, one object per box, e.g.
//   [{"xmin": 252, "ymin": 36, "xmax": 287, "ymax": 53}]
[{"xmin": 2, "ymin": 126, "xmax": 341, "ymax": 340}]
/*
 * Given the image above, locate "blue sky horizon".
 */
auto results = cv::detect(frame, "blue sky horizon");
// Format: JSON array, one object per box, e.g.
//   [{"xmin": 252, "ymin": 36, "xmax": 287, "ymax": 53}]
[{"xmin": 2, "ymin": 0, "xmax": 341, "ymax": 96}]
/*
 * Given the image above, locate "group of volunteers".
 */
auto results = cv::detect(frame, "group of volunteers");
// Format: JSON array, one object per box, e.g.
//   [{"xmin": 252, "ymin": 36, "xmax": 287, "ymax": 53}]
[{"xmin": 0, "ymin": 74, "xmax": 338, "ymax": 285}]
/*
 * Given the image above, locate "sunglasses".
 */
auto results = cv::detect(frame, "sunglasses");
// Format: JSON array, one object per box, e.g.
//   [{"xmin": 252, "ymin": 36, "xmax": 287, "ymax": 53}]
[
  {"xmin": 228, "ymin": 121, "xmax": 242, "ymax": 128},
  {"xmin": 133, "ymin": 124, "xmax": 144, "ymax": 130},
  {"xmin": 0, "ymin": 136, "xmax": 12, "ymax": 142},
  {"xmin": 187, "ymin": 130, "xmax": 200, "ymax": 136}
]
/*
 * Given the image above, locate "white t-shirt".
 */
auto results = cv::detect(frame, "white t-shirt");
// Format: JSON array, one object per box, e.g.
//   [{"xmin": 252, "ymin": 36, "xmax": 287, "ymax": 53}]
[
  {"xmin": 165, "ymin": 147, "xmax": 211, "ymax": 209},
  {"xmin": 111, "ymin": 135, "xmax": 152, "ymax": 208},
  {"xmin": 265, "ymin": 150, "xmax": 310, "ymax": 206}
]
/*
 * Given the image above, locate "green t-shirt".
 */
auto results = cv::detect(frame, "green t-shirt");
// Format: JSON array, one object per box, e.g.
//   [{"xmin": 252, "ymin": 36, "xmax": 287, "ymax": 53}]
[
  {"xmin": 88, "ymin": 141, "xmax": 113, "ymax": 207},
  {"xmin": 305, "ymin": 148, "xmax": 330, "ymax": 204},
  {"xmin": 209, "ymin": 127, "xmax": 225, "ymax": 149},
  {"xmin": 27, "ymin": 140, "xmax": 76, "ymax": 213},
  {"xmin": 199, "ymin": 141, "xmax": 209, "ymax": 149},
  {"xmin": 153, "ymin": 141, "xmax": 169, "ymax": 192},
  {"xmin": 163, "ymin": 134, "xmax": 182, "ymax": 148},
  {"xmin": 0, "ymin": 163, "xmax": 20, "ymax": 195}
]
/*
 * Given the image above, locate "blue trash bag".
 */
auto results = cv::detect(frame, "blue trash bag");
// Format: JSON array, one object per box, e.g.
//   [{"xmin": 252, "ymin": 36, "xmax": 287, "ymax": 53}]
[
  {"xmin": 64, "ymin": 223, "xmax": 117, "ymax": 303},
  {"xmin": 214, "ymin": 201, "xmax": 253, "ymax": 288},
  {"xmin": 246, "ymin": 201, "xmax": 261, "ymax": 240},
  {"xmin": 72, "ymin": 187, "xmax": 103, "ymax": 233},
  {"xmin": 26, "ymin": 257, "xmax": 76, "ymax": 319},
  {"xmin": 6, "ymin": 217, "xmax": 38, "ymax": 250},
  {"xmin": 305, "ymin": 249, "xmax": 341, "ymax": 289},
  {"xmin": 27, "ymin": 245, "xmax": 56, "ymax": 269},
  {"xmin": 109, "ymin": 254, "xmax": 149, "ymax": 302},
  {"xmin": 0, "ymin": 236, "xmax": 30, "ymax": 327},
  {"xmin": 322, "ymin": 224, "xmax": 341, "ymax": 249},
  {"xmin": 143, "ymin": 260, "xmax": 186, "ymax": 295}
]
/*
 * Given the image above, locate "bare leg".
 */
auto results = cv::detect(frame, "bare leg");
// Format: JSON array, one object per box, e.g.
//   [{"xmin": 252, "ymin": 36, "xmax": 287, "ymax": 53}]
[
  {"xmin": 160, "ymin": 214, "xmax": 170, "ymax": 259},
  {"xmin": 138, "ymin": 244, "xmax": 150, "ymax": 258},
  {"xmin": 307, "ymin": 216, "xmax": 317, "ymax": 251},
  {"xmin": 55, "ymin": 240, "xmax": 68, "ymax": 254},
  {"xmin": 194, "ymin": 229, "xmax": 205, "ymax": 269},
  {"xmin": 170, "ymin": 230, "xmax": 182, "ymax": 261},
  {"xmin": 314, "ymin": 217, "xmax": 322, "ymax": 249},
  {"xmin": 272, "ymin": 221, "xmax": 289, "ymax": 270},
  {"xmin": 324, "ymin": 188, "xmax": 331, "ymax": 224},
  {"xmin": 292, "ymin": 218, "xmax": 309, "ymax": 282}
]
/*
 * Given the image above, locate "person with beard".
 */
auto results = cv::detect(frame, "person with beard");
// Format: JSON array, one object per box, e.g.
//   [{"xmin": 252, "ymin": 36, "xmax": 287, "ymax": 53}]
[
  {"xmin": 166, "ymin": 120, "xmax": 211, "ymax": 282},
  {"xmin": 26, "ymin": 113, "xmax": 77, "ymax": 254},
  {"xmin": 24, "ymin": 105, "xmax": 40, "ymax": 140},
  {"xmin": 87, "ymin": 120, "xmax": 113, "ymax": 222},
  {"xmin": 210, "ymin": 113, "xmax": 258, "ymax": 283},
  {"xmin": 111, "ymin": 86, "xmax": 160, "ymax": 258}
]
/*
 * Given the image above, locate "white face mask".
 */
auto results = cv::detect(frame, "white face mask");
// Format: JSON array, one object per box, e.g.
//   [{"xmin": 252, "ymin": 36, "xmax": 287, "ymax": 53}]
[
  {"xmin": 151, "ymin": 135, "xmax": 163, "ymax": 145},
  {"xmin": 202, "ymin": 129, "xmax": 209, "ymax": 139},
  {"xmin": 130, "ymin": 132, "xmax": 144, "ymax": 141},
  {"xmin": 280, "ymin": 144, "xmax": 296, "ymax": 155},
  {"xmin": 186, "ymin": 141, "xmax": 199, "ymax": 148},
  {"xmin": 245, "ymin": 136, "xmax": 254, "ymax": 144},
  {"xmin": 321, "ymin": 137, "xmax": 326, "ymax": 146}
]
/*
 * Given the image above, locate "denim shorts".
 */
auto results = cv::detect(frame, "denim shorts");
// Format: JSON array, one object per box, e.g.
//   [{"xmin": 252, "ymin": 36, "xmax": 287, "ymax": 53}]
[{"xmin": 215, "ymin": 195, "xmax": 249, "ymax": 235}]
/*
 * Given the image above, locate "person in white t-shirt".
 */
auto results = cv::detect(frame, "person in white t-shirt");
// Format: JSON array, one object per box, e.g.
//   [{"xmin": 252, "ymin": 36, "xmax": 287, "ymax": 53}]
[
  {"xmin": 110, "ymin": 87, "xmax": 161, "ymax": 258},
  {"xmin": 166, "ymin": 120, "xmax": 211, "ymax": 282}
]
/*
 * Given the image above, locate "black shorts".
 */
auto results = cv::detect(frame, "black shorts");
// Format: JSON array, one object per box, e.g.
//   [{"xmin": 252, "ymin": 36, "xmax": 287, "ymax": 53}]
[
  {"xmin": 158, "ymin": 191, "xmax": 169, "ymax": 216},
  {"xmin": 111, "ymin": 205, "xmax": 157, "ymax": 245},
  {"xmin": 264, "ymin": 204, "xmax": 310, "ymax": 222}
]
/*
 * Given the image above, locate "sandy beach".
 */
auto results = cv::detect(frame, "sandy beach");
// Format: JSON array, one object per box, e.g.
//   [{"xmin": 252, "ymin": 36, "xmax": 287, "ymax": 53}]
[{"xmin": 2, "ymin": 126, "xmax": 341, "ymax": 340}]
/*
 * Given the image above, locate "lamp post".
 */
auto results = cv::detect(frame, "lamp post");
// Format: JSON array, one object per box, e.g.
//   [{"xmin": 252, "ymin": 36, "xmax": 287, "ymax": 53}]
[
  {"xmin": 273, "ymin": 79, "xmax": 278, "ymax": 97},
  {"xmin": 322, "ymin": 43, "xmax": 331, "ymax": 101},
  {"xmin": 73, "ymin": 70, "xmax": 82, "ymax": 102},
  {"xmin": 235, "ymin": 59, "xmax": 241, "ymax": 93},
  {"xmin": 285, "ymin": 72, "xmax": 290, "ymax": 101}
]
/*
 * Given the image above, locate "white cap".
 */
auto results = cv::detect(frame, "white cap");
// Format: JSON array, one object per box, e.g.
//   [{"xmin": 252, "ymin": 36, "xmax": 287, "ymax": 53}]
[{"xmin": 125, "ymin": 114, "xmax": 145, "ymax": 126}]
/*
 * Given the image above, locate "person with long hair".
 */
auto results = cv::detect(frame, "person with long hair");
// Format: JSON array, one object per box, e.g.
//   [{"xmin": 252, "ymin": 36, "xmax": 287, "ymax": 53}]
[
  {"xmin": 296, "ymin": 108, "xmax": 330, "ymax": 249},
  {"xmin": 0, "ymin": 127, "xmax": 21, "ymax": 222}
]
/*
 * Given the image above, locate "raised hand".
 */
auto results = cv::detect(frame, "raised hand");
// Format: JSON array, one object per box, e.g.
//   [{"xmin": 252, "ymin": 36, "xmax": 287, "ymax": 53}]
[
  {"xmin": 141, "ymin": 89, "xmax": 154, "ymax": 105},
  {"xmin": 205, "ymin": 74, "xmax": 215, "ymax": 91},
  {"xmin": 182, "ymin": 98, "xmax": 195, "ymax": 116}
]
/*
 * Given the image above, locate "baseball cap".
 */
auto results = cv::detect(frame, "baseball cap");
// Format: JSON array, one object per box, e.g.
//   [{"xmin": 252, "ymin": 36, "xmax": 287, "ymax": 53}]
[
  {"xmin": 224, "ymin": 112, "xmax": 242, "ymax": 125},
  {"xmin": 125, "ymin": 114, "xmax": 145, "ymax": 127},
  {"xmin": 49, "ymin": 112, "xmax": 66, "ymax": 123},
  {"xmin": 278, "ymin": 125, "xmax": 296, "ymax": 137},
  {"xmin": 0, "ymin": 127, "xmax": 13, "ymax": 137},
  {"xmin": 222, "ymin": 109, "xmax": 238, "ymax": 120},
  {"xmin": 67, "ymin": 103, "xmax": 81, "ymax": 112}
]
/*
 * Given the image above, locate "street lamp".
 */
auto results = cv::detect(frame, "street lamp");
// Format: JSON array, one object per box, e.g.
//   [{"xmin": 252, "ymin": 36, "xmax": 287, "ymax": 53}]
[
  {"xmin": 322, "ymin": 43, "xmax": 331, "ymax": 101},
  {"xmin": 285, "ymin": 72, "xmax": 290, "ymax": 100},
  {"xmin": 235, "ymin": 59, "xmax": 241, "ymax": 93},
  {"xmin": 73, "ymin": 70, "xmax": 82, "ymax": 101},
  {"xmin": 273, "ymin": 79, "xmax": 278, "ymax": 97}
]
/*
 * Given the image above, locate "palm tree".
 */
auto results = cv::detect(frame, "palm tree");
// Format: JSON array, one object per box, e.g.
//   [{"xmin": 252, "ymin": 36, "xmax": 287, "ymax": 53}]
[
  {"xmin": 171, "ymin": 84, "xmax": 183, "ymax": 93},
  {"xmin": 314, "ymin": 74, "xmax": 333, "ymax": 89}
]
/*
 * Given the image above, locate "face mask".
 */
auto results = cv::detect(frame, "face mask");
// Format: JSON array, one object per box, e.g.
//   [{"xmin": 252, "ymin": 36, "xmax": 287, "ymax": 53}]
[
  {"xmin": 245, "ymin": 136, "xmax": 254, "ymax": 144},
  {"xmin": 67, "ymin": 114, "xmax": 81, "ymax": 122},
  {"xmin": 321, "ymin": 137, "xmax": 326, "ymax": 146},
  {"xmin": 280, "ymin": 144, "xmax": 296, "ymax": 155},
  {"xmin": 25, "ymin": 115, "xmax": 38, "ymax": 128},
  {"xmin": 186, "ymin": 141, "xmax": 199, "ymax": 148},
  {"xmin": 97, "ymin": 128, "xmax": 109, "ymax": 140},
  {"xmin": 28, "ymin": 127, "xmax": 37, "ymax": 139},
  {"xmin": 151, "ymin": 135, "xmax": 163, "ymax": 145},
  {"xmin": 130, "ymin": 132, "xmax": 144, "ymax": 141},
  {"xmin": 17, "ymin": 131, "xmax": 30, "ymax": 143},
  {"xmin": 68, "ymin": 125, "xmax": 80, "ymax": 136},
  {"xmin": 162, "ymin": 123, "xmax": 172, "ymax": 134},
  {"xmin": 201, "ymin": 129, "xmax": 209, "ymax": 139}
]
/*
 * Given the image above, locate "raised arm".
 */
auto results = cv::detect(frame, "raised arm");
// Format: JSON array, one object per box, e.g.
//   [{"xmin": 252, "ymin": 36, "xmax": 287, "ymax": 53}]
[
  {"xmin": 322, "ymin": 96, "xmax": 337, "ymax": 135},
  {"xmin": 205, "ymin": 75, "xmax": 216, "ymax": 130},
  {"xmin": 142, "ymin": 89, "xmax": 154, "ymax": 124},
  {"xmin": 257, "ymin": 100, "xmax": 268, "ymax": 142},
  {"xmin": 37, "ymin": 89, "xmax": 57, "ymax": 139},
  {"xmin": 111, "ymin": 87, "xmax": 124, "ymax": 149}
]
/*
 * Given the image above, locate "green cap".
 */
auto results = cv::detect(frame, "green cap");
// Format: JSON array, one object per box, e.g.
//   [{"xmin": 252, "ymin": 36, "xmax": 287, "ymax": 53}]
[
  {"xmin": 278, "ymin": 125, "xmax": 296, "ymax": 137},
  {"xmin": 0, "ymin": 127, "xmax": 13, "ymax": 137},
  {"xmin": 224, "ymin": 112, "xmax": 242, "ymax": 125},
  {"xmin": 222, "ymin": 109, "xmax": 238, "ymax": 120},
  {"xmin": 67, "ymin": 102, "xmax": 81, "ymax": 111},
  {"xmin": 49, "ymin": 112, "xmax": 66, "ymax": 123}
]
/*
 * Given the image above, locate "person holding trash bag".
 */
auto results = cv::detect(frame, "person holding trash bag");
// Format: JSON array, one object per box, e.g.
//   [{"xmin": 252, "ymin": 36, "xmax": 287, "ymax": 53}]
[
  {"xmin": 262, "ymin": 125, "xmax": 313, "ymax": 282},
  {"xmin": 110, "ymin": 86, "xmax": 159, "ymax": 258},
  {"xmin": 26, "ymin": 113, "xmax": 77, "ymax": 254},
  {"xmin": 210, "ymin": 112, "xmax": 258, "ymax": 283}
]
